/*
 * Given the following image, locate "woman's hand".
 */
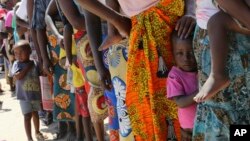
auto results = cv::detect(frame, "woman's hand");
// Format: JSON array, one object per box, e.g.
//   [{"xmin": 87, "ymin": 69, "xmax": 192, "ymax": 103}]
[
  {"xmin": 175, "ymin": 15, "xmax": 196, "ymax": 39},
  {"xmin": 99, "ymin": 68, "xmax": 112, "ymax": 91},
  {"xmin": 114, "ymin": 16, "xmax": 131, "ymax": 38}
]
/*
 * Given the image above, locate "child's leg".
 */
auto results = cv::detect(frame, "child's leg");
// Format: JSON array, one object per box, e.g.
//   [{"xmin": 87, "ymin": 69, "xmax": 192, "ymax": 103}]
[
  {"xmin": 24, "ymin": 113, "xmax": 33, "ymax": 141},
  {"xmin": 216, "ymin": 0, "xmax": 250, "ymax": 30},
  {"xmin": 194, "ymin": 11, "xmax": 250, "ymax": 102},
  {"xmin": 32, "ymin": 111, "xmax": 40, "ymax": 134},
  {"xmin": 66, "ymin": 122, "xmax": 76, "ymax": 141},
  {"xmin": 82, "ymin": 117, "xmax": 93, "ymax": 141},
  {"xmin": 93, "ymin": 120, "xmax": 105, "ymax": 141}
]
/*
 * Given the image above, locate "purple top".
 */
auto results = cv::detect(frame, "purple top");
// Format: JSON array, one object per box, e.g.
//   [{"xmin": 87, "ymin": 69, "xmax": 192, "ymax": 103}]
[{"xmin": 12, "ymin": 61, "xmax": 41, "ymax": 101}]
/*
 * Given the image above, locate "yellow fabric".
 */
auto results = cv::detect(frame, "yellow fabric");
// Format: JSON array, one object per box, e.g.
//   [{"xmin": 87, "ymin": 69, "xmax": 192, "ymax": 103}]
[
  {"xmin": 59, "ymin": 39, "xmax": 77, "ymax": 59},
  {"xmin": 71, "ymin": 63, "xmax": 85, "ymax": 88}
]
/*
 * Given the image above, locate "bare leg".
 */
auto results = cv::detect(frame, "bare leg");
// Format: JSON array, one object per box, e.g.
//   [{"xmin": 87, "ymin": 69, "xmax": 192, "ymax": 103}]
[
  {"xmin": 93, "ymin": 120, "xmax": 105, "ymax": 141},
  {"xmin": 194, "ymin": 11, "xmax": 250, "ymax": 102},
  {"xmin": 82, "ymin": 117, "xmax": 93, "ymax": 141},
  {"xmin": 75, "ymin": 97, "xmax": 84, "ymax": 141},
  {"xmin": 216, "ymin": 0, "xmax": 250, "ymax": 29},
  {"xmin": 24, "ymin": 113, "xmax": 33, "ymax": 141},
  {"xmin": 66, "ymin": 122, "xmax": 76, "ymax": 141},
  {"xmin": 32, "ymin": 111, "xmax": 40, "ymax": 134}
]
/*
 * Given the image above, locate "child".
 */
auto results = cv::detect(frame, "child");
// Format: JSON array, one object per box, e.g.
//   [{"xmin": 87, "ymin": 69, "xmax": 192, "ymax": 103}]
[
  {"xmin": 11, "ymin": 40, "xmax": 46, "ymax": 141},
  {"xmin": 194, "ymin": 0, "xmax": 250, "ymax": 102},
  {"xmin": 167, "ymin": 32, "xmax": 198, "ymax": 140}
]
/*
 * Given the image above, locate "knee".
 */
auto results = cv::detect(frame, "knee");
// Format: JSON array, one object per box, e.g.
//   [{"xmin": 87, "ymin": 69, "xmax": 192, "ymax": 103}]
[
  {"xmin": 24, "ymin": 113, "xmax": 32, "ymax": 121},
  {"xmin": 208, "ymin": 12, "xmax": 228, "ymax": 30}
]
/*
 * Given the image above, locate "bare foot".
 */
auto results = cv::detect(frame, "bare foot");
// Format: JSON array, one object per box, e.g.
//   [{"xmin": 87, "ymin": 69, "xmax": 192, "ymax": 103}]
[
  {"xmin": 194, "ymin": 74, "xmax": 230, "ymax": 103},
  {"xmin": 98, "ymin": 33, "xmax": 123, "ymax": 51}
]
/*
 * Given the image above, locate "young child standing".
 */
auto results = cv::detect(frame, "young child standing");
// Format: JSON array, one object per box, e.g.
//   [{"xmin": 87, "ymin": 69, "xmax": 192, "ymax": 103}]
[
  {"xmin": 167, "ymin": 32, "xmax": 198, "ymax": 141},
  {"xmin": 11, "ymin": 40, "xmax": 46, "ymax": 141},
  {"xmin": 194, "ymin": 0, "xmax": 250, "ymax": 102}
]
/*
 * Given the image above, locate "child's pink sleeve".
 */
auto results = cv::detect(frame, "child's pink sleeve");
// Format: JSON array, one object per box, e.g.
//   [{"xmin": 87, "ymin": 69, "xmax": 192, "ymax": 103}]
[{"xmin": 167, "ymin": 74, "xmax": 184, "ymax": 99}]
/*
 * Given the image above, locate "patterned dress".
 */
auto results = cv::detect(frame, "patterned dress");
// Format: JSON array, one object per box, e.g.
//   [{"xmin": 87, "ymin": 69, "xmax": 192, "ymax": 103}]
[
  {"xmin": 192, "ymin": 26, "xmax": 250, "ymax": 141},
  {"xmin": 108, "ymin": 39, "xmax": 134, "ymax": 141},
  {"xmin": 126, "ymin": 0, "xmax": 184, "ymax": 140},
  {"xmin": 47, "ymin": 23, "xmax": 75, "ymax": 121}
]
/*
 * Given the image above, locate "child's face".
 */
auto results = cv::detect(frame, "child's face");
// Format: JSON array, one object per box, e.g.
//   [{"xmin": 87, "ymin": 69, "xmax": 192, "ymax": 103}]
[
  {"xmin": 173, "ymin": 40, "xmax": 197, "ymax": 72},
  {"xmin": 13, "ymin": 47, "xmax": 30, "ymax": 62}
]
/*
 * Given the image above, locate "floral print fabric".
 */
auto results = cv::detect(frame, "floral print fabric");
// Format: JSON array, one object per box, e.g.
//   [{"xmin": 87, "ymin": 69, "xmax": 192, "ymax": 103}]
[
  {"xmin": 126, "ymin": 0, "xmax": 184, "ymax": 140},
  {"xmin": 192, "ymin": 26, "xmax": 250, "ymax": 141}
]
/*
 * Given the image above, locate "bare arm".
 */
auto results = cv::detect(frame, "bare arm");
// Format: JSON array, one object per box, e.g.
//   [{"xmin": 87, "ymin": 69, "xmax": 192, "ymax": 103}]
[
  {"xmin": 76, "ymin": 0, "xmax": 131, "ymax": 37},
  {"xmin": 173, "ymin": 91, "xmax": 197, "ymax": 108},
  {"xmin": 16, "ymin": 17, "xmax": 29, "ymax": 29},
  {"xmin": 84, "ymin": 10, "xmax": 112, "ymax": 90},
  {"xmin": 175, "ymin": 0, "xmax": 196, "ymax": 39},
  {"xmin": 45, "ymin": 0, "xmax": 63, "ymax": 39},
  {"xmin": 14, "ymin": 62, "xmax": 34, "ymax": 80},
  {"xmin": 26, "ymin": 0, "xmax": 34, "ymax": 26},
  {"xmin": 63, "ymin": 23, "xmax": 74, "ymax": 65},
  {"xmin": 57, "ymin": 0, "xmax": 85, "ymax": 30}
]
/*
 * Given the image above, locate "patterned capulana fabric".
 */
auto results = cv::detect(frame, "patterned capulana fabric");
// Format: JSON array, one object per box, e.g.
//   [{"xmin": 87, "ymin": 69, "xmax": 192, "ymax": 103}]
[
  {"xmin": 126, "ymin": 0, "xmax": 184, "ymax": 140},
  {"xmin": 192, "ymin": 26, "xmax": 250, "ymax": 141}
]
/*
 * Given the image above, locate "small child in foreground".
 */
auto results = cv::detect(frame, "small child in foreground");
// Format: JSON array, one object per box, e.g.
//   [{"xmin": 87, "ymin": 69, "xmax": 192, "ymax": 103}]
[
  {"xmin": 167, "ymin": 32, "xmax": 198, "ymax": 141},
  {"xmin": 11, "ymin": 40, "xmax": 46, "ymax": 141}
]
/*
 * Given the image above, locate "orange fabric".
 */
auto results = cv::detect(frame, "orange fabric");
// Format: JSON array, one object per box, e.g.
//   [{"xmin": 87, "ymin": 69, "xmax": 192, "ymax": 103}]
[{"xmin": 125, "ymin": 0, "xmax": 184, "ymax": 140}]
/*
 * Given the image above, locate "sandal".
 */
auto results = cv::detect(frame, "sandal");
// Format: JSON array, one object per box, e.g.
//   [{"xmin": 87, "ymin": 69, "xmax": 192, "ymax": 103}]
[{"xmin": 36, "ymin": 132, "xmax": 47, "ymax": 141}]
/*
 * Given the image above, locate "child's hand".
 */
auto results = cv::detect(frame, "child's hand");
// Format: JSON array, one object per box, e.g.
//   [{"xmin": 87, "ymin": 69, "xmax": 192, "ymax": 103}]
[{"xmin": 175, "ymin": 15, "xmax": 196, "ymax": 39}]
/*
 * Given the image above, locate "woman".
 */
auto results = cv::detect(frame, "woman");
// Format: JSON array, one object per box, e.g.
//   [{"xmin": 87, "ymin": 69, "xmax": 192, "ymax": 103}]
[
  {"xmin": 76, "ymin": 0, "xmax": 196, "ymax": 140},
  {"xmin": 193, "ymin": 1, "xmax": 250, "ymax": 140}
]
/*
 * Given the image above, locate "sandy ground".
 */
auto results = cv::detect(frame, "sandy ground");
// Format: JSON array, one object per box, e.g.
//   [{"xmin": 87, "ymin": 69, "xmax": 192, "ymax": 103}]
[{"xmin": 0, "ymin": 72, "xmax": 109, "ymax": 141}]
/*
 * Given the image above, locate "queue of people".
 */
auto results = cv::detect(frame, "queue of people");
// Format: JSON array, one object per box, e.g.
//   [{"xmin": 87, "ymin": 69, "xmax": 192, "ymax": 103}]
[{"xmin": 0, "ymin": 0, "xmax": 249, "ymax": 141}]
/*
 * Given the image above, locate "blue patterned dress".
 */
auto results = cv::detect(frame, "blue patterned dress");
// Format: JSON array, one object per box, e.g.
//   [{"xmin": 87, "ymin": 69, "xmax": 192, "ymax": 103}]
[{"xmin": 192, "ymin": 26, "xmax": 250, "ymax": 141}]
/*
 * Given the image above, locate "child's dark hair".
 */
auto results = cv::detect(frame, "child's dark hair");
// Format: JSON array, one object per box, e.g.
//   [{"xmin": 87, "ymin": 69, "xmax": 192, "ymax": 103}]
[
  {"xmin": 12, "ymin": 40, "xmax": 31, "ymax": 52},
  {"xmin": 171, "ymin": 31, "xmax": 194, "ymax": 50}
]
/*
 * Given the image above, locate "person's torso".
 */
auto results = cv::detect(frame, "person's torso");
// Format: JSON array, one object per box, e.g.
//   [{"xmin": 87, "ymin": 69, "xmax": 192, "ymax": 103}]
[
  {"xmin": 15, "ymin": 61, "xmax": 41, "ymax": 101},
  {"xmin": 170, "ymin": 66, "xmax": 198, "ymax": 128}
]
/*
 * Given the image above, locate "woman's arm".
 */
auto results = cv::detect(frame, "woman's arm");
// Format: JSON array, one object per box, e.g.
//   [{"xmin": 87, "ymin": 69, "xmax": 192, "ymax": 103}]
[
  {"xmin": 57, "ymin": 0, "xmax": 85, "ymax": 30},
  {"xmin": 63, "ymin": 23, "xmax": 74, "ymax": 65},
  {"xmin": 175, "ymin": 0, "xmax": 196, "ymax": 39},
  {"xmin": 45, "ymin": 0, "xmax": 63, "ymax": 40},
  {"xmin": 84, "ymin": 10, "xmax": 112, "ymax": 90},
  {"xmin": 76, "ymin": 0, "xmax": 131, "ymax": 37}
]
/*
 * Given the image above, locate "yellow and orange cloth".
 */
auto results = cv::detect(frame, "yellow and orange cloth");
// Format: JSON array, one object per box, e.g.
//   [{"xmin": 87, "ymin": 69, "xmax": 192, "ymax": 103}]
[{"xmin": 126, "ymin": 0, "xmax": 184, "ymax": 140}]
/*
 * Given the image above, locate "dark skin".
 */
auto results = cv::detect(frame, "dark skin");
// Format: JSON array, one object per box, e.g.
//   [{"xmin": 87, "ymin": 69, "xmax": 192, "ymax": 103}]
[
  {"xmin": 26, "ymin": 0, "xmax": 44, "ymax": 73},
  {"xmin": 194, "ymin": 0, "xmax": 250, "ymax": 102},
  {"xmin": 46, "ymin": 1, "xmax": 102, "ymax": 141},
  {"xmin": 76, "ymin": 0, "xmax": 196, "ymax": 40},
  {"xmin": 13, "ymin": 41, "xmax": 44, "ymax": 141},
  {"xmin": 58, "ymin": 0, "xmax": 112, "ymax": 90},
  {"xmin": 171, "ymin": 37, "xmax": 197, "ymax": 141},
  {"xmin": 98, "ymin": 0, "xmax": 122, "ymax": 51},
  {"xmin": 27, "ymin": 0, "xmax": 52, "ymax": 75},
  {"xmin": 57, "ymin": 1, "xmax": 107, "ymax": 140}
]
